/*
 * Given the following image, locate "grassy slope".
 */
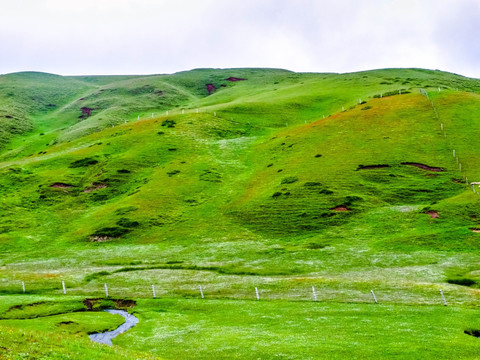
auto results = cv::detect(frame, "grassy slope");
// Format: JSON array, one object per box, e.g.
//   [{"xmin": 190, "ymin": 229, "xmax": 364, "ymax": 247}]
[{"xmin": 1, "ymin": 68, "xmax": 480, "ymax": 358}]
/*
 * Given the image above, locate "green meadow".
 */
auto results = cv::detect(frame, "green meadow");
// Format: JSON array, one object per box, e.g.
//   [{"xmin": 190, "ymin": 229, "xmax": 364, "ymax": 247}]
[{"xmin": 1, "ymin": 68, "xmax": 480, "ymax": 359}]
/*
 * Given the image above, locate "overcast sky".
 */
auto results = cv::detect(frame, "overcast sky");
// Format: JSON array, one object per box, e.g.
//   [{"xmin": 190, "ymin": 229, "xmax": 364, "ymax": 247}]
[{"xmin": 1, "ymin": 0, "xmax": 479, "ymax": 77}]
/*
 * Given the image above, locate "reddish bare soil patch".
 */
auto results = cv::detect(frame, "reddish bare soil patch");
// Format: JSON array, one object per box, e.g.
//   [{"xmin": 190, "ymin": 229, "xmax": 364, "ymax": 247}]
[
  {"xmin": 83, "ymin": 183, "xmax": 108, "ymax": 193},
  {"xmin": 50, "ymin": 182, "xmax": 74, "ymax": 189},
  {"xmin": 357, "ymin": 164, "xmax": 390, "ymax": 170},
  {"xmin": 452, "ymin": 178, "xmax": 462, "ymax": 183},
  {"xmin": 226, "ymin": 77, "xmax": 246, "ymax": 82},
  {"xmin": 330, "ymin": 205, "xmax": 350, "ymax": 212},
  {"xmin": 426, "ymin": 210, "xmax": 439, "ymax": 218},
  {"xmin": 114, "ymin": 299, "xmax": 136, "ymax": 308},
  {"xmin": 79, "ymin": 107, "xmax": 93, "ymax": 118},
  {"xmin": 83, "ymin": 298, "xmax": 136, "ymax": 310},
  {"xmin": 206, "ymin": 83, "xmax": 216, "ymax": 94},
  {"xmin": 401, "ymin": 162, "xmax": 444, "ymax": 172}
]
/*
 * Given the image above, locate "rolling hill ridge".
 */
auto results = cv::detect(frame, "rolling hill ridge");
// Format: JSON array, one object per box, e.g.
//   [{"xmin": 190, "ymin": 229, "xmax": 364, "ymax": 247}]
[{"xmin": 2, "ymin": 68, "xmax": 480, "ymax": 359}]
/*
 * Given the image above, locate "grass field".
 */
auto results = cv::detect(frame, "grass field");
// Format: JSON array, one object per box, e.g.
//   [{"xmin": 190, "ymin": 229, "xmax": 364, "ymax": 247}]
[{"xmin": 1, "ymin": 67, "xmax": 480, "ymax": 359}]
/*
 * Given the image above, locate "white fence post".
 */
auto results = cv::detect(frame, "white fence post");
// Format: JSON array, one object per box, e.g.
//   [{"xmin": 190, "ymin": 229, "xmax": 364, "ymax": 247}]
[
  {"xmin": 255, "ymin": 287, "xmax": 260, "ymax": 300},
  {"xmin": 199, "ymin": 285, "xmax": 204, "ymax": 299},
  {"xmin": 22, "ymin": 281, "xmax": 25, "ymax": 293},
  {"xmin": 371, "ymin": 290, "xmax": 378, "ymax": 304},
  {"xmin": 62, "ymin": 281, "xmax": 66, "ymax": 295},
  {"xmin": 152, "ymin": 285, "xmax": 156, "ymax": 298},
  {"xmin": 104, "ymin": 283, "xmax": 109, "ymax": 298},
  {"xmin": 440, "ymin": 289, "xmax": 447, "ymax": 306},
  {"xmin": 312, "ymin": 286, "xmax": 317, "ymax": 301}
]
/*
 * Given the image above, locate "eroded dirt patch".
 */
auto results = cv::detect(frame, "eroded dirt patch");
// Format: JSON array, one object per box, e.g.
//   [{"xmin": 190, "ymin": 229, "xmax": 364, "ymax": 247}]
[
  {"xmin": 83, "ymin": 298, "xmax": 137, "ymax": 311},
  {"xmin": 226, "ymin": 77, "xmax": 246, "ymax": 82},
  {"xmin": 206, "ymin": 83, "xmax": 216, "ymax": 94},
  {"xmin": 89, "ymin": 236, "xmax": 113, "ymax": 242},
  {"xmin": 50, "ymin": 182, "xmax": 75, "ymax": 189},
  {"xmin": 401, "ymin": 162, "xmax": 444, "ymax": 172},
  {"xmin": 470, "ymin": 228, "xmax": 480, "ymax": 233},
  {"xmin": 426, "ymin": 210, "xmax": 439, "ymax": 218},
  {"xmin": 330, "ymin": 205, "xmax": 350, "ymax": 212},
  {"xmin": 83, "ymin": 183, "xmax": 108, "ymax": 193}
]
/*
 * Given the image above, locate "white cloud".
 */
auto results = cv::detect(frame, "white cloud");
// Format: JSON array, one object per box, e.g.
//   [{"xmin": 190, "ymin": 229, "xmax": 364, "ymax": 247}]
[{"xmin": 0, "ymin": 0, "xmax": 478, "ymax": 77}]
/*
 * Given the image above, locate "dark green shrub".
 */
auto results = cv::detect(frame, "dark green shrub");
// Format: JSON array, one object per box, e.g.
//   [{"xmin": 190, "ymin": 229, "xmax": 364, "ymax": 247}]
[
  {"xmin": 281, "ymin": 176, "xmax": 298, "ymax": 184},
  {"xmin": 69, "ymin": 157, "xmax": 98, "ymax": 168},
  {"xmin": 447, "ymin": 278, "xmax": 476, "ymax": 286},
  {"xmin": 161, "ymin": 119, "xmax": 176, "ymax": 128},
  {"xmin": 167, "ymin": 170, "xmax": 180, "ymax": 177},
  {"xmin": 116, "ymin": 218, "xmax": 140, "ymax": 228},
  {"xmin": 304, "ymin": 182, "xmax": 322, "ymax": 187},
  {"xmin": 319, "ymin": 189, "xmax": 334, "ymax": 195}
]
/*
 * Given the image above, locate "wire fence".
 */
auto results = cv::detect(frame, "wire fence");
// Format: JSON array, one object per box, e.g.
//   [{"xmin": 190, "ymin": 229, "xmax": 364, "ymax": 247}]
[{"xmin": 5, "ymin": 278, "xmax": 480, "ymax": 308}]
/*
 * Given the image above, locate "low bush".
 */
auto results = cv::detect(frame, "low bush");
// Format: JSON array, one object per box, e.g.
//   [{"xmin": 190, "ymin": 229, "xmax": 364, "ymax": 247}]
[
  {"xmin": 116, "ymin": 218, "xmax": 140, "ymax": 228},
  {"xmin": 161, "ymin": 119, "xmax": 176, "ymax": 128},
  {"xmin": 281, "ymin": 176, "xmax": 298, "ymax": 184},
  {"xmin": 69, "ymin": 157, "xmax": 98, "ymax": 168},
  {"xmin": 447, "ymin": 278, "xmax": 476, "ymax": 287}
]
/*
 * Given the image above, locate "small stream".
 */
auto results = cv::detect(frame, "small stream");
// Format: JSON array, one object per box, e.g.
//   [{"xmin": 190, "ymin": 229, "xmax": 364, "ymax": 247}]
[{"xmin": 89, "ymin": 309, "xmax": 139, "ymax": 346}]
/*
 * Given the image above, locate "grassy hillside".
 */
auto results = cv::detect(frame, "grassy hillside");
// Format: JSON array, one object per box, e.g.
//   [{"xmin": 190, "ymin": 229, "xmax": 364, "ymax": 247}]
[{"xmin": 1, "ymin": 68, "xmax": 480, "ymax": 359}]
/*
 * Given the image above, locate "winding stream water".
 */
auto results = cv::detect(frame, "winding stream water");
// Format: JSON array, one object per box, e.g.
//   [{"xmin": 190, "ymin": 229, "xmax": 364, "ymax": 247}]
[{"xmin": 89, "ymin": 309, "xmax": 139, "ymax": 346}]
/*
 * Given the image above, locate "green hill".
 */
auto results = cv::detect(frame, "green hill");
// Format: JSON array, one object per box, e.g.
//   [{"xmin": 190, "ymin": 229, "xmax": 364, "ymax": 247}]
[{"xmin": 2, "ymin": 68, "xmax": 480, "ymax": 359}]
